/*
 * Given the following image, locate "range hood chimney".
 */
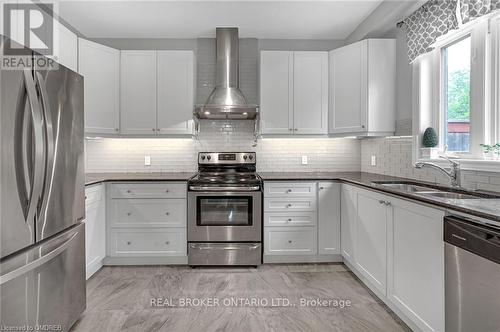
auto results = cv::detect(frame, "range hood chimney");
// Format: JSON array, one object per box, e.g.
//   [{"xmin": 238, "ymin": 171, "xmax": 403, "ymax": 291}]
[{"xmin": 194, "ymin": 28, "xmax": 259, "ymax": 120}]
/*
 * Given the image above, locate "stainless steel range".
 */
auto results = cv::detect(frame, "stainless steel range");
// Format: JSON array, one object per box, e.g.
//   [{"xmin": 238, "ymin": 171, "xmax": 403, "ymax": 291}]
[{"xmin": 188, "ymin": 152, "xmax": 262, "ymax": 266}]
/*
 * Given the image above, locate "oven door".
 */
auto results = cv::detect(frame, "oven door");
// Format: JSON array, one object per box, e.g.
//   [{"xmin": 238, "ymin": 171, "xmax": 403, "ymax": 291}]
[{"xmin": 188, "ymin": 191, "xmax": 262, "ymax": 242}]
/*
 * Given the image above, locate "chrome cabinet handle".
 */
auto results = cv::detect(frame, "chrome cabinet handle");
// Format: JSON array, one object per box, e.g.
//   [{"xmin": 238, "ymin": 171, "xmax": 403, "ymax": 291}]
[
  {"xmin": 288, "ymin": 240, "xmax": 292, "ymax": 244},
  {"xmin": 319, "ymin": 187, "xmax": 324, "ymax": 190},
  {"xmin": 165, "ymin": 189, "xmax": 170, "ymax": 193},
  {"xmin": 126, "ymin": 212, "xmax": 132, "ymax": 216},
  {"xmin": 287, "ymin": 218, "xmax": 292, "ymax": 222},
  {"xmin": 379, "ymin": 200, "xmax": 391, "ymax": 206},
  {"xmin": 294, "ymin": 128, "xmax": 298, "ymax": 131},
  {"xmin": 115, "ymin": 128, "xmax": 119, "ymax": 132},
  {"xmin": 127, "ymin": 241, "xmax": 132, "ymax": 245},
  {"xmin": 165, "ymin": 212, "xmax": 170, "ymax": 216},
  {"xmin": 165, "ymin": 241, "xmax": 170, "ymax": 245},
  {"xmin": 152, "ymin": 128, "xmax": 155, "ymax": 131},
  {"xmin": 385, "ymin": 201, "xmax": 391, "ymax": 206},
  {"xmin": 287, "ymin": 204, "xmax": 292, "ymax": 208},
  {"xmin": 126, "ymin": 190, "xmax": 132, "ymax": 193},
  {"xmin": 379, "ymin": 200, "xmax": 385, "ymax": 205},
  {"xmin": 287, "ymin": 189, "xmax": 292, "ymax": 193}
]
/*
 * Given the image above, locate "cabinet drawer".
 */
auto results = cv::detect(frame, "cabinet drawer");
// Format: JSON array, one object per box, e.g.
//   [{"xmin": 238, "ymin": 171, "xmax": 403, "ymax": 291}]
[
  {"xmin": 265, "ymin": 182, "xmax": 317, "ymax": 197},
  {"xmin": 110, "ymin": 182, "xmax": 186, "ymax": 199},
  {"xmin": 264, "ymin": 197, "xmax": 316, "ymax": 212},
  {"xmin": 109, "ymin": 199, "xmax": 186, "ymax": 227},
  {"xmin": 109, "ymin": 228, "xmax": 186, "ymax": 257},
  {"xmin": 264, "ymin": 212, "xmax": 317, "ymax": 227},
  {"xmin": 85, "ymin": 184, "xmax": 103, "ymax": 206},
  {"xmin": 264, "ymin": 227, "xmax": 317, "ymax": 255}
]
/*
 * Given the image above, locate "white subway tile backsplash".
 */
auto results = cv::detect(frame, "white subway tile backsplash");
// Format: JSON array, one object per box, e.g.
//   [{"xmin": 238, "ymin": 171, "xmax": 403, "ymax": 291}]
[{"xmin": 86, "ymin": 121, "xmax": 361, "ymax": 173}]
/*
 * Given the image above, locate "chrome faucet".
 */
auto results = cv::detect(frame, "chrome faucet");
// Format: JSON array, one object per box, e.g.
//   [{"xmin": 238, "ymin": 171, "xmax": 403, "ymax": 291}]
[{"xmin": 414, "ymin": 156, "xmax": 461, "ymax": 187}]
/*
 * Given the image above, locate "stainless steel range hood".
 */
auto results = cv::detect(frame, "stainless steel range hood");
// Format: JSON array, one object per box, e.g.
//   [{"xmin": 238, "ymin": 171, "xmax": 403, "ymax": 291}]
[{"xmin": 194, "ymin": 28, "xmax": 259, "ymax": 120}]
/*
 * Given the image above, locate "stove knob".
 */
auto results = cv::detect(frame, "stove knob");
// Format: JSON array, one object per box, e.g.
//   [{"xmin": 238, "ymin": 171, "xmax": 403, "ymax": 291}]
[
  {"xmin": 207, "ymin": 155, "xmax": 211, "ymax": 160},
  {"xmin": 201, "ymin": 155, "xmax": 206, "ymax": 160},
  {"xmin": 243, "ymin": 155, "xmax": 248, "ymax": 160},
  {"xmin": 249, "ymin": 155, "xmax": 254, "ymax": 160}
]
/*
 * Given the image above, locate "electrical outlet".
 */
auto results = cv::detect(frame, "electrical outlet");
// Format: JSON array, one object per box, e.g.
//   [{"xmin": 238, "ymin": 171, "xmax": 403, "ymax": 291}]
[
  {"xmin": 144, "ymin": 156, "xmax": 151, "ymax": 166},
  {"xmin": 371, "ymin": 155, "xmax": 377, "ymax": 166},
  {"xmin": 301, "ymin": 156, "xmax": 308, "ymax": 165}
]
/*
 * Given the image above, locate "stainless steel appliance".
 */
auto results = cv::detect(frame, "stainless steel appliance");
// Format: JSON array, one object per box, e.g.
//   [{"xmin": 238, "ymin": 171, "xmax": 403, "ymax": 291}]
[
  {"xmin": 194, "ymin": 28, "xmax": 259, "ymax": 120},
  {"xmin": 444, "ymin": 215, "xmax": 500, "ymax": 332},
  {"xmin": 1, "ymin": 39, "xmax": 85, "ymax": 331},
  {"xmin": 188, "ymin": 152, "xmax": 262, "ymax": 266}
]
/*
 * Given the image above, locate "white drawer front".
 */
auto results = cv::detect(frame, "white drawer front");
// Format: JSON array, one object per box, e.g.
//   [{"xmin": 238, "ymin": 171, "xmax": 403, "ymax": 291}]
[
  {"xmin": 110, "ymin": 199, "xmax": 186, "ymax": 227},
  {"xmin": 110, "ymin": 182, "xmax": 186, "ymax": 199},
  {"xmin": 85, "ymin": 184, "xmax": 103, "ymax": 205},
  {"xmin": 264, "ymin": 197, "xmax": 316, "ymax": 212},
  {"xmin": 109, "ymin": 228, "xmax": 186, "ymax": 256},
  {"xmin": 265, "ymin": 182, "xmax": 317, "ymax": 197},
  {"xmin": 265, "ymin": 212, "xmax": 317, "ymax": 227},
  {"xmin": 264, "ymin": 227, "xmax": 317, "ymax": 255}
]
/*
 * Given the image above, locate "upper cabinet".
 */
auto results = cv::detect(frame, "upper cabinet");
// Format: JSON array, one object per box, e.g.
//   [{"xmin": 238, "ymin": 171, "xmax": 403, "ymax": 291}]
[
  {"xmin": 329, "ymin": 39, "xmax": 396, "ymax": 137},
  {"xmin": 120, "ymin": 50, "xmax": 194, "ymax": 136},
  {"xmin": 157, "ymin": 51, "xmax": 194, "ymax": 135},
  {"xmin": 78, "ymin": 38, "xmax": 120, "ymax": 135},
  {"xmin": 52, "ymin": 21, "xmax": 78, "ymax": 72},
  {"xmin": 260, "ymin": 51, "xmax": 328, "ymax": 135},
  {"xmin": 120, "ymin": 51, "xmax": 157, "ymax": 135}
]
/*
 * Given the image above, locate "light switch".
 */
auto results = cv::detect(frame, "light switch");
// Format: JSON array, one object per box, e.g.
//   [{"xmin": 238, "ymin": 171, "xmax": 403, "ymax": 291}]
[
  {"xmin": 301, "ymin": 156, "xmax": 308, "ymax": 165},
  {"xmin": 371, "ymin": 155, "xmax": 377, "ymax": 166},
  {"xmin": 144, "ymin": 156, "xmax": 151, "ymax": 166}
]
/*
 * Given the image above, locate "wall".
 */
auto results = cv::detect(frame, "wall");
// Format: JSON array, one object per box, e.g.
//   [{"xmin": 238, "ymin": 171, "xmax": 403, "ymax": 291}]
[
  {"xmin": 86, "ymin": 121, "xmax": 361, "ymax": 173},
  {"xmin": 361, "ymin": 137, "xmax": 500, "ymax": 193}
]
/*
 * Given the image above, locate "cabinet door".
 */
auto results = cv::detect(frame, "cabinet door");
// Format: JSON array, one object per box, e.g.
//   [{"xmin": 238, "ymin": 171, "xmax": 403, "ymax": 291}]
[
  {"xmin": 260, "ymin": 51, "xmax": 293, "ymax": 134},
  {"xmin": 356, "ymin": 189, "xmax": 387, "ymax": 296},
  {"xmin": 340, "ymin": 184, "xmax": 357, "ymax": 263},
  {"xmin": 84, "ymin": 185, "xmax": 105, "ymax": 279},
  {"xmin": 52, "ymin": 21, "xmax": 77, "ymax": 72},
  {"xmin": 293, "ymin": 52, "xmax": 328, "ymax": 134},
  {"xmin": 157, "ymin": 51, "xmax": 194, "ymax": 135},
  {"xmin": 387, "ymin": 198, "xmax": 445, "ymax": 332},
  {"xmin": 120, "ymin": 51, "xmax": 157, "ymax": 135},
  {"xmin": 329, "ymin": 41, "xmax": 367, "ymax": 134},
  {"xmin": 318, "ymin": 182, "xmax": 340, "ymax": 255},
  {"xmin": 78, "ymin": 39, "xmax": 120, "ymax": 134}
]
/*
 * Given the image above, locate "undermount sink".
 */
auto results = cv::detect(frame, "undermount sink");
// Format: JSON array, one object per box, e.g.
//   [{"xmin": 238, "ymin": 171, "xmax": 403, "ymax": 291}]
[
  {"xmin": 374, "ymin": 182, "xmax": 440, "ymax": 193},
  {"xmin": 415, "ymin": 191, "xmax": 480, "ymax": 200}
]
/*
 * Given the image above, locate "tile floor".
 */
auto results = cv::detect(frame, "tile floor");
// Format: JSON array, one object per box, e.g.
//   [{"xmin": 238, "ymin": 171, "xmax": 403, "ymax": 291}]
[{"xmin": 71, "ymin": 264, "xmax": 410, "ymax": 332}]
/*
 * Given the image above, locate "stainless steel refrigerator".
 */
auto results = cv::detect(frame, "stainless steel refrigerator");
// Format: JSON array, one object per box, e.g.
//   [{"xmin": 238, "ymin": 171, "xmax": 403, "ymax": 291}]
[{"xmin": 1, "ymin": 38, "xmax": 86, "ymax": 331}]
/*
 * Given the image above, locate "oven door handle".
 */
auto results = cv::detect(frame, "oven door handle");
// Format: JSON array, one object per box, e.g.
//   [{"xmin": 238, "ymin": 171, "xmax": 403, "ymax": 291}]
[
  {"xmin": 189, "ymin": 185, "xmax": 261, "ymax": 191},
  {"xmin": 189, "ymin": 243, "xmax": 261, "ymax": 250}
]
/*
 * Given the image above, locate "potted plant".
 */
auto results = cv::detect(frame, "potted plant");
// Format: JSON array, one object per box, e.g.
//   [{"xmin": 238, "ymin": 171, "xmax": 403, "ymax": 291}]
[{"xmin": 421, "ymin": 127, "xmax": 439, "ymax": 159}]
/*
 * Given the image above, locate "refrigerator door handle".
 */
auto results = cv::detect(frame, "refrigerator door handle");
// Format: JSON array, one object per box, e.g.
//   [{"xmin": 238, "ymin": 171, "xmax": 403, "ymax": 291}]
[
  {"xmin": 35, "ymin": 72, "xmax": 55, "ymax": 222},
  {"xmin": 14, "ymin": 70, "xmax": 45, "ymax": 224},
  {"xmin": 0, "ymin": 232, "xmax": 77, "ymax": 285}
]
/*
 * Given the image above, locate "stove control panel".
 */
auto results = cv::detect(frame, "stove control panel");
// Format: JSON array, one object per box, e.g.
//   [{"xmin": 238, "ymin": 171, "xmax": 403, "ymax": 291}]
[{"xmin": 198, "ymin": 152, "xmax": 256, "ymax": 164}]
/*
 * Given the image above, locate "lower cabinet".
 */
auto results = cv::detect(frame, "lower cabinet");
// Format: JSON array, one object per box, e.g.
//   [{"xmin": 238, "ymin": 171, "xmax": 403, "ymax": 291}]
[
  {"xmin": 105, "ymin": 182, "xmax": 188, "ymax": 265},
  {"xmin": 84, "ymin": 184, "xmax": 106, "ymax": 279},
  {"xmin": 341, "ymin": 184, "xmax": 445, "ymax": 332},
  {"xmin": 263, "ymin": 181, "xmax": 341, "ymax": 263}
]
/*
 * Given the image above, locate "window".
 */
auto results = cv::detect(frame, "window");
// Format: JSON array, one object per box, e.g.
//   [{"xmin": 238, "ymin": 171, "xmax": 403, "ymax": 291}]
[{"xmin": 442, "ymin": 36, "xmax": 471, "ymax": 152}]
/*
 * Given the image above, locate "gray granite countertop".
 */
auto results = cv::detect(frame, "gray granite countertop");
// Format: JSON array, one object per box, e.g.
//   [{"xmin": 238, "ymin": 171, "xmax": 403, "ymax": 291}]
[
  {"xmin": 85, "ymin": 172, "xmax": 195, "ymax": 186},
  {"xmin": 259, "ymin": 172, "xmax": 500, "ymax": 223}
]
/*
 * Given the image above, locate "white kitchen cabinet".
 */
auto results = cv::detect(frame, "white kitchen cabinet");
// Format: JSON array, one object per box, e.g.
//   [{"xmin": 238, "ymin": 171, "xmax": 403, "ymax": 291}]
[
  {"xmin": 355, "ymin": 188, "xmax": 388, "ymax": 297},
  {"xmin": 264, "ymin": 226, "xmax": 317, "ymax": 255},
  {"xmin": 120, "ymin": 51, "xmax": 157, "ymax": 135},
  {"xmin": 340, "ymin": 184, "xmax": 357, "ymax": 264},
  {"xmin": 293, "ymin": 52, "xmax": 328, "ymax": 134},
  {"xmin": 260, "ymin": 51, "xmax": 328, "ymax": 135},
  {"xmin": 260, "ymin": 51, "xmax": 293, "ymax": 134},
  {"xmin": 84, "ymin": 184, "xmax": 106, "ymax": 279},
  {"xmin": 156, "ymin": 51, "xmax": 194, "ymax": 135},
  {"xmin": 317, "ymin": 182, "xmax": 340, "ymax": 255},
  {"xmin": 329, "ymin": 39, "xmax": 395, "ymax": 136},
  {"xmin": 78, "ymin": 38, "xmax": 120, "ymax": 135},
  {"xmin": 51, "ymin": 21, "xmax": 78, "ymax": 72},
  {"xmin": 387, "ymin": 197, "xmax": 445, "ymax": 332},
  {"xmin": 105, "ymin": 182, "xmax": 188, "ymax": 265}
]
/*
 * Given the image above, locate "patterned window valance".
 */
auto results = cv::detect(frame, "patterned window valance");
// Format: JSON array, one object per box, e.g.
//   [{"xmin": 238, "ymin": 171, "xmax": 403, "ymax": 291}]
[
  {"xmin": 460, "ymin": 0, "xmax": 500, "ymax": 23},
  {"xmin": 399, "ymin": 0, "xmax": 459, "ymax": 63}
]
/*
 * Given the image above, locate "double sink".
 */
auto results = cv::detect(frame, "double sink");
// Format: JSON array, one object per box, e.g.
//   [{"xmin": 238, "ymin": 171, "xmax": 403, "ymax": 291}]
[{"xmin": 372, "ymin": 181, "xmax": 497, "ymax": 200}]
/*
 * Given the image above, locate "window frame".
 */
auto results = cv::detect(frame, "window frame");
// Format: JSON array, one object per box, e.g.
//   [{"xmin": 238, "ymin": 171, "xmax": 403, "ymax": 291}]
[{"xmin": 414, "ymin": 12, "xmax": 500, "ymax": 170}]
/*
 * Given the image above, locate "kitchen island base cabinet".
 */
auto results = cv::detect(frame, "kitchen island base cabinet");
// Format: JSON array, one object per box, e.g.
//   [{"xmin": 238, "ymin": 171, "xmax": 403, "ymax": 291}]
[
  {"xmin": 341, "ymin": 184, "xmax": 445, "ymax": 332},
  {"xmin": 263, "ymin": 181, "xmax": 341, "ymax": 263}
]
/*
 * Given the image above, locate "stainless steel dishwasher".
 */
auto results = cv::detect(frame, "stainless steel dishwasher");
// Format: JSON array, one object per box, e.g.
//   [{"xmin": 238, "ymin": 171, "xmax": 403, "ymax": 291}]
[{"xmin": 444, "ymin": 215, "xmax": 500, "ymax": 332}]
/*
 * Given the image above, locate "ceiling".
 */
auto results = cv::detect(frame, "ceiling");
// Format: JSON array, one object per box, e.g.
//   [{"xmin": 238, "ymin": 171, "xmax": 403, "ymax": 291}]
[{"xmin": 58, "ymin": 0, "xmax": 385, "ymax": 39}]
